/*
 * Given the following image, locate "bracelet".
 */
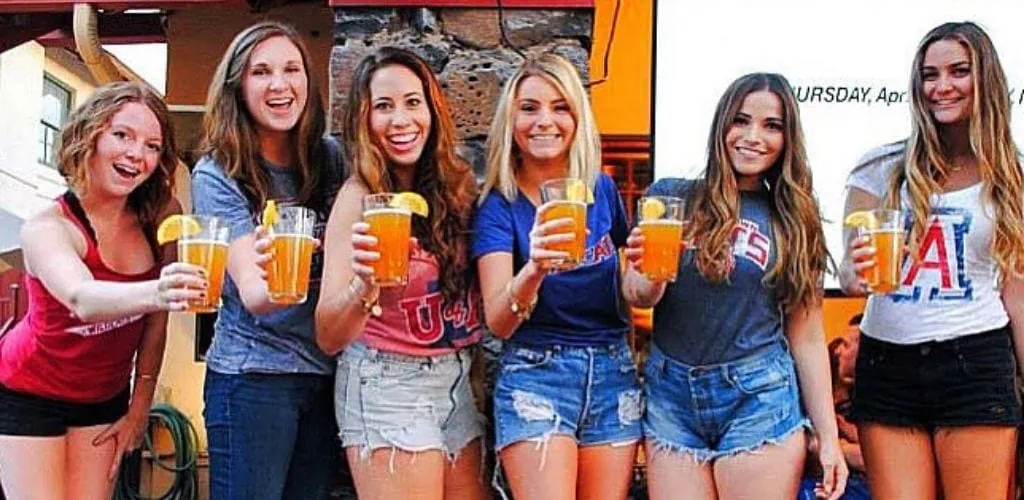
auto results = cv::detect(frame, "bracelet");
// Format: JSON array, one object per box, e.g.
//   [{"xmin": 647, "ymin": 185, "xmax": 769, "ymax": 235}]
[
  {"xmin": 505, "ymin": 280, "xmax": 537, "ymax": 322},
  {"xmin": 349, "ymin": 277, "xmax": 382, "ymax": 317},
  {"xmin": 135, "ymin": 372, "xmax": 157, "ymax": 382}
]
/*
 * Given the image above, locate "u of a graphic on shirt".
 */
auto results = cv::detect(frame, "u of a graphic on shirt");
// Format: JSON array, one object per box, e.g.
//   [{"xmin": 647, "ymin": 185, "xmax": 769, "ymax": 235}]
[{"xmin": 890, "ymin": 208, "xmax": 973, "ymax": 303}]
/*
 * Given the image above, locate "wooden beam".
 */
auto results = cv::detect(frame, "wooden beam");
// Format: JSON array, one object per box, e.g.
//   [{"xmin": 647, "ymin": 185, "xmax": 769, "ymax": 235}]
[
  {"xmin": 329, "ymin": 0, "xmax": 592, "ymax": 7},
  {"xmin": 0, "ymin": 0, "xmax": 245, "ymax": 14},
  {"xmin": 35, "ymin": 12, "xmax": 167, "ymax": 46}
]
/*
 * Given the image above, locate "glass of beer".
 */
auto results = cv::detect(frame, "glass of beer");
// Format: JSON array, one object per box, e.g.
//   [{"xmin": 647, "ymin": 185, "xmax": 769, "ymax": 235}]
[
  {"xmin": 266, "ymin": 205, "xmax": 317, "ymax": 304},
  {"xmin": 177, "ymin": 215, "xmax": 229, "ymax": 313},
  {"xmin": 539, "ymin": 178, "xmax": 588, "ymax": 271},
  {"xmin": 637, "ymin": 196, "xmax": 686, "ymax": 282},
  {"xmin": 363, "ymin": 194, "xmax": 412, "ymax": 287},
  {"xmin": 858, "ymin": 209, "xmax": 904, "ymax": 294}
]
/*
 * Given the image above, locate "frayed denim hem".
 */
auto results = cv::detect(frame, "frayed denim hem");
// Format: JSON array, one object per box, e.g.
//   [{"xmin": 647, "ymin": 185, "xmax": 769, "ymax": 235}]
[{"xmin": 646, "ymin": 418, "xmax": 813, "ymax": 465}]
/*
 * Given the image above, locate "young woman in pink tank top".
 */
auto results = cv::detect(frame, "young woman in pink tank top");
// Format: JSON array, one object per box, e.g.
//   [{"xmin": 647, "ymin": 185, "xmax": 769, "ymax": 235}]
[
  {"xmin": 0, "ymin": 82, "xmax": 206, "ymax": 499},
  {"xmin": 316, "ymin": 48, "xmax": 486, "ymax": 499}
]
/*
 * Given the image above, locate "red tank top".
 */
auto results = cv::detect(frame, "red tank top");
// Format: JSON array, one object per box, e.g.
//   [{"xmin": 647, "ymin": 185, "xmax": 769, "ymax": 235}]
[{"xmin": 0, "ymin": 193, "xmax": 160, "ymax": 403}]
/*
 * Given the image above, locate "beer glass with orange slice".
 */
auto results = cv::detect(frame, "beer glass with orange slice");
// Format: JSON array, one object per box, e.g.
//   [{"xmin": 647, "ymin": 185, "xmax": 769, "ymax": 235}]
[
  {"xmin": 362, "ymin": 192, "xmax": 429, "ymax": 287},
  {"xmin": 637, "ymin": 196, "xmax": 686, "ymax": 282},
  {"xmin": 158, "ymin": 214, "xmax": 229, "ymax": 313},
  {"xmin": 539, "ymin": 178, "xmax": 590, "ymax": 271},
  {"xmin": 845, "ymin": 209, "xmax": 904, "ymax": 294},
  {"xmin": 262, "ymin": 201, "xmax": 317, "ymax": 304}
]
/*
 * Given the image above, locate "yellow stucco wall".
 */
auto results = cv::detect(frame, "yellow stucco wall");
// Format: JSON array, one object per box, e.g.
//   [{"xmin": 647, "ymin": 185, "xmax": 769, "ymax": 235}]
[{"xmin": 590, "ymin": 0, "xmax": 652, "ymax": 136}]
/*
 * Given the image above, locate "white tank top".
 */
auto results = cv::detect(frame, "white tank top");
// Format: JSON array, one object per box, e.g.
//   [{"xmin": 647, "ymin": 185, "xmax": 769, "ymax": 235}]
[{"xmin": 846, "ymin": 142, "xmax": 1009, "ymax": 344}]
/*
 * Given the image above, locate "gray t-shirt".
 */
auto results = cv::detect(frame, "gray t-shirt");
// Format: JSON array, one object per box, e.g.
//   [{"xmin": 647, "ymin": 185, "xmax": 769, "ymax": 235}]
[
  {"xmin": 647, "ymin": 178, "xmax": 783, "ymax": 365},
  {"xmin": 191, "ymin": 136, "xmax": 346, "ymax": 375}
]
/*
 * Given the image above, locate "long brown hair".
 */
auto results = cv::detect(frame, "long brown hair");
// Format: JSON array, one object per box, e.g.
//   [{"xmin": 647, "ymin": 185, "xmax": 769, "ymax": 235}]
[
  {"xmin": 688, "ymin": 73, "xmax": 829, "ymax": 312},
  {"xmin": 887, "ymin": 21, "xmax": 1024, "ymax": 280},
  {"xmin": 343, "ymin": 47, "xmax": 476, "ymax": 301},
  {"xmin": 59, "ymin": 81, "xmax": 177, "ymax": 232},
  {"xmin": 199, "ymin": 21, "xmax": 327, "ymax": 211}
]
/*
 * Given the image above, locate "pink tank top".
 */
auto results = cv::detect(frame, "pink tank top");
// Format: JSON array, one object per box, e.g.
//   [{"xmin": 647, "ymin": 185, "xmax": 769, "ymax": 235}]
[
  {"xmin": 0, "ymin": 193, "xmax": 159, "ymax": 403},
  {"xmin": 362, "ymin": 247, "xmax": 483, "ymax": 356}
]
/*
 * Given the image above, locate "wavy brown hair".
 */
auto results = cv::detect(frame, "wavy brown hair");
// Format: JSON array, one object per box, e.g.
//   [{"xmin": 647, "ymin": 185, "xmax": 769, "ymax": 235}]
[
  {"xmin": 199, "ymin": 21, "xmax": 327, "ymax": 211},
  {"xmin": 885, "ymin": 21, "xmax": 1024, "ymax": 280},
  {"xmin": 343, "ymin": 47, "xmax": 476, "ymax": 301},
  {"xmin": 59, "ymin": 81, "xmax": 177, "ymax": 233},
  {"xmin": 687, "ymin": 73, "xmax": 829, "ymax": 312}
]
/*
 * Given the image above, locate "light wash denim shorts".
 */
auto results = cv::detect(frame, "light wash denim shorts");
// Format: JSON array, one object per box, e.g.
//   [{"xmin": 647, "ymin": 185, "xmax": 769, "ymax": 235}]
[
  {"xmin": 334, "ymin": 342, "xmax": 484, "ymax": 460},
  {"xmin": 643, "ymin": 340, "xmax": 810, "ymax": 463},
  {"xmin": 493, "ymin": 338, "xmax": 643, "ymax": 451}
]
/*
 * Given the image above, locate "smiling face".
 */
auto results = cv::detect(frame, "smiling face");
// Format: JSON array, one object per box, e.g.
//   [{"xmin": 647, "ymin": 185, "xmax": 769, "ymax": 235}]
[
  {"xmin": 724, "ymin": 90, "xmax": 785, "ymax": 190},
  {"xmin": 368, "ymin": 64, "xmax": 432, "ymax": 167},
  {"xmin": 86, "ymin": 101, "xmax": 164, "ymax": 198},
  {"xmin": 512, "ymin": 75, "xmax": 576, "ymax": 169},
  {"xmin": 921, "ymin": 39, "xmax": 974, "ymax": 125},
  {"xmin": 241, "ymin": 35, "xmax": 308, "ymax": 136}
]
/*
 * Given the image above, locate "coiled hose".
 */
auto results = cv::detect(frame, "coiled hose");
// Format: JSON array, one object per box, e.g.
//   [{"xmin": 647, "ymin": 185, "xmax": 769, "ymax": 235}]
[{"xmin": 113, "ymin": 403, "xmax": 200, "ymax": 500}]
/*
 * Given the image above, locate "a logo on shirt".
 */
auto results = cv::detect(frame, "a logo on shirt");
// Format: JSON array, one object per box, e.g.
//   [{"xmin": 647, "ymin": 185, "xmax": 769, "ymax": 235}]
[
  {"xmin": 65, "ymin": 314, "xmax": 144, "ymax": 337},
  {"xmin": 582, "ymin": 234, "xmax": 617, "ymax": 266},
  {"xmin": 891, "ymin": 208, "xmax": 973, "ymax": 303},
  {"xmin": 398, "ymin": 284, "xmax": 482, "ymax": 347},
  {"xmin": 731, "ymin": 219, "xmax": 771, "ymax": 271}
]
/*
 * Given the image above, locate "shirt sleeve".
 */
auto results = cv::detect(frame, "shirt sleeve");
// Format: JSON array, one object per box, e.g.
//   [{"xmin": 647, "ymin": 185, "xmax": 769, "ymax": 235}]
[
  {"xmin": 191, "ymin": 157, "xmax": 256, "ymax": 243},
  {"xmin": 471, "ymin": 191, "xmax": 515, "ymax": 259},
  {"xmin": 846, "ymin": 143, "xmax": 903, "ymax": 198},
  {"xmin": 602, "ymin": 175, "xmax": 630, "ymax": 248}
]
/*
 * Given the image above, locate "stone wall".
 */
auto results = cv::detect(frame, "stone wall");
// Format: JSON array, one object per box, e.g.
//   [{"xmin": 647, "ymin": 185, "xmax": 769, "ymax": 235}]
[{"xmin": 329, "ymin": 7, "xmax": 594, "ymax": 176}]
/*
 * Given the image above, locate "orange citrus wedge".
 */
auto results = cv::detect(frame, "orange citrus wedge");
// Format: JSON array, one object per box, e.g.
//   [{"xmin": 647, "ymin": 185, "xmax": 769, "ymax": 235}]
[
  {"xmin": 262, "ymin": 200, "xmax": 279, "ymax": 229},
  {"xmin": 639, "ymin": 198, "xmax": 666, "ymax": 221},
  {"xmin": 156, "ymin": 215, "xmax": 201, "ymax": 245},
  {"xmin": 390, "ymin": 192, "xmax": 429, "ymax": 217},
  {"xmin": 843, "ymin": 210, "xmax": 879, "ymax": 230}
]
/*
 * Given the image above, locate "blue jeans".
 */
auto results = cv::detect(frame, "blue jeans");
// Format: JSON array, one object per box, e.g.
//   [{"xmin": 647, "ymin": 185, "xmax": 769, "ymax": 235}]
[{"xmin": 204, "ymin": 370, "xmax": 340, "ymax": 500}]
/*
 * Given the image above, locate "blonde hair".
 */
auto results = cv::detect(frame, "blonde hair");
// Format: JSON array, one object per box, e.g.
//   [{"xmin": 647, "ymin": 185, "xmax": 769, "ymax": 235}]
[
  {"xmin": 889, "ymin": 21, "xmax": 1024, "ymax": 281},
  {"xmin": 481, "ymin": 53, "xmax": 602, "ymax": 203},
  {"xmin": 59, "ymin": 81, "xmax": 178, "ymax": 232},
  {"xmin": 688, "ymin": 73, "xmax": 829, "ymax": 312},
  {"xmin": 199, "ymin": 21, "xmax": 328, "ymax": 211}
]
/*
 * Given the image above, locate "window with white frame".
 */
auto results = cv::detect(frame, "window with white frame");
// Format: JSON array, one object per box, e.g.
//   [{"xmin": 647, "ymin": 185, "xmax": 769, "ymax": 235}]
[{"xmin": 38, "ymin": 76, "xmax": 71, "ymax": 168}]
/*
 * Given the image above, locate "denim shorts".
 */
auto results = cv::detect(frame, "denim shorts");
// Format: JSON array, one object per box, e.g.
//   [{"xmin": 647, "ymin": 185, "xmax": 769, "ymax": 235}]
[
  {"xmin": 493, "ymin": 339, "xmax": 643, "ymax": 451},
  {"xmin": 335, "ymin": 343, "xmax": 484, "ymax": 460},
  {"xmin": 850, "ymin": 325, "xmax": 1021, "ymax": 428},
  {"xmin": 643, "ymin": 341, "xmax": 809, "ymax": 463}
]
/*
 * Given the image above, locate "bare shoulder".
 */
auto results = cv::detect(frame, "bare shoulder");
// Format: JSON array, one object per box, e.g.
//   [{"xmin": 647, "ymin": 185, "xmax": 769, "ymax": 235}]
[
  {"xmin": 331, "ymin": 178, "xmax": 369, "ymax": 219},
  {"xmin": 19, "ymin": 203, "xmax": 84, "ymax": 265}
]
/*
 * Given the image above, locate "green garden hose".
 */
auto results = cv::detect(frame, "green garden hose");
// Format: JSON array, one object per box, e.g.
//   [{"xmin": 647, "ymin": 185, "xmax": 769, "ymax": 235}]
[{"xmin": 113, "ymin": 403, "xmax": 200, "ymax": 500}]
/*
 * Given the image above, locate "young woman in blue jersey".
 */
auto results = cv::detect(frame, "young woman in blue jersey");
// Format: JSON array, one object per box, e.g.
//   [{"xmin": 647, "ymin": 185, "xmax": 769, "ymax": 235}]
[
  {"xmin": 472, "ymin": 53, "xmax": 640, "ymax": 499},
  {"xmin": 841, "ymin": 22, "xmax": 1024, "ymax": 499},
  {"xmin": 624, "ymin": 73, "xmax": 847, "ymax": 500}
]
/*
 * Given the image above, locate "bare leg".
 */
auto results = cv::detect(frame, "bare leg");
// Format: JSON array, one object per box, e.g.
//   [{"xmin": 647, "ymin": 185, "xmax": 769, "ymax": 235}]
[
  {"xmin": 346, "ymin": 446, "xmax": 445, "ymax": 500},
  {"xmin": 934, "ymin": 425, "xmax": 1017, "ymax": 500},
  {"xmin": 645, "ymin": 440, "xmax": 717, "ymax": 500},
  {"xmin": 500, "ymin": 435, "xmax": 578, "ymax": 500},
  {"xmin": 713, "ymin": 430, "xmax": 806, "ymax": 500},
  {"xmin": 0, "ymin": 434, "xmax": 66, "ymax": 500},
  {"xmin": 859, "ymin": 423, "xmax": 937, "ymax": 500},
  {"xmin": 577, "ymin": 441, "xmax": 638, "ymax": 500}
]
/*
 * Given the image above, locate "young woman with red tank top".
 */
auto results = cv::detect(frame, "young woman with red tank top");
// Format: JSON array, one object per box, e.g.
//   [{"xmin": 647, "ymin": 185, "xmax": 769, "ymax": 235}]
[{"xmin": 0, "ymin": 82, "xmax": 205, "ymax": 500}]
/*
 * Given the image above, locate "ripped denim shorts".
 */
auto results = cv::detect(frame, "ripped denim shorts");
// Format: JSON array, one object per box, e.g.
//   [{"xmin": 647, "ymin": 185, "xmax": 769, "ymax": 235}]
[
  {"xmin": 643, "ymin": 340, "xmax": 810, "ymax": 463},
  {"xmin": 334, "ymin": 342, "xmax": 484, "ymax": 460},
  {"xmin": 493, "ymin": 338, "xmax": 643, "ymax": 451}
]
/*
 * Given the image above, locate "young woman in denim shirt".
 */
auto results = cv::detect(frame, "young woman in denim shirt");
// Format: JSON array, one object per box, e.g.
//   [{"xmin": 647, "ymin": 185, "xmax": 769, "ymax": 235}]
[
  {"xmin": 473, "ymin": 53, "xmax": 641, "ymax": 499},
  {"xmin": 191, "ymin": 22, "xmax": 346, "ymax": 499},
  {"xmin": 315, "ymin": 47, "xmax": 486, "ymax": 499},
  {"xmin": 624, "ymin": 73, "xmax": 847, "ymax": 500},
  {"xmin": 841, "ymin": 22, "xmax": 1024, "ymax": 499}
]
